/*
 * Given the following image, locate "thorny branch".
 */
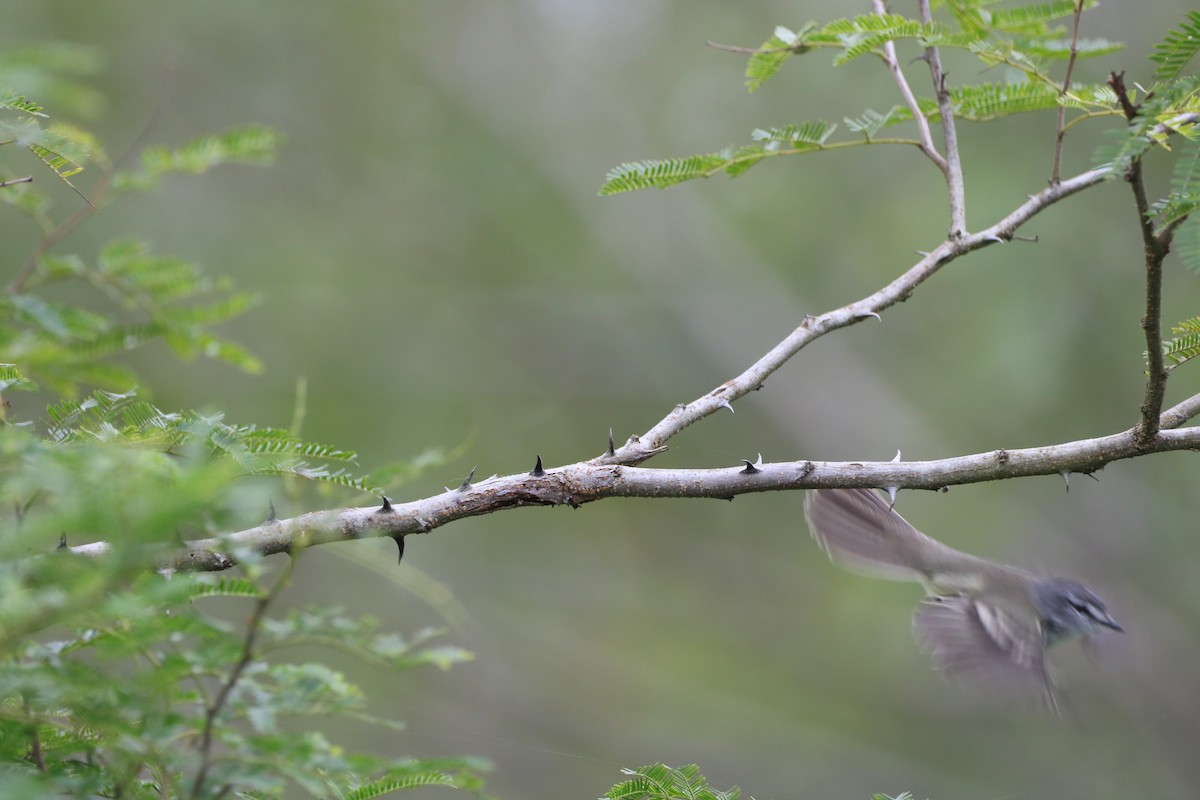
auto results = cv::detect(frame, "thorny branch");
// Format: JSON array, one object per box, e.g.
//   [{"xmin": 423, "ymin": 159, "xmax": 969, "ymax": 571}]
[
  {"xmin": 53, "ymin": 34, "xmax": 1200, "ymax": 576},
  {"xmin": 65, "ymin": 395, "xmax": 1200, "ymax": 572}
]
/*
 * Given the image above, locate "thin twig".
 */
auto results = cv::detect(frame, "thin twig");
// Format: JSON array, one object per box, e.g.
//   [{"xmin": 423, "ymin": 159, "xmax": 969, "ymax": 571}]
[
  {"xmin": 604, "ymin": 165, "xmax": 1110, "ymax": 464},
  {"xmin": 0, "ymin": 176, "xmax": 33, "ymax": 189},
  {"xmin": 870, "ymin": 0, "xmax": 947, "ymax": 172},
  {"xmin": 918, "ymin": 0, "xmax": 967, "ymax": 235},
  {"xmin": 705, "ymin": 40, "xmax": 796, "ymax": 56},
  {"xmin": 23, "ymin": 696, "xmax": 45, "ymax": 772},
  {"xmin": 1109, "ymin": 72, "xmax": 1170, "ymax": 446},
  {"xmin": 188, "ymin": 559, "xmax": 292, "ymax": 800},
  {"xmin": 1051, "ymin": 1, "xmax": 1086, "ymax": 183}
]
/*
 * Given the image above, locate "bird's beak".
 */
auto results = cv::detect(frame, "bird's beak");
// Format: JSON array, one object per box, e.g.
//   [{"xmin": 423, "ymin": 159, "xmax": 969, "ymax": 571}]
[{"xmin": 1099, "ymin": 611, "xmax": 1123, "ymax": 633}]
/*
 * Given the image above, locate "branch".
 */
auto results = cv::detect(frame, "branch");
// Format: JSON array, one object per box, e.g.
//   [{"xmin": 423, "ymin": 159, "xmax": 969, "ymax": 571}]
[
  {"xmin": 871, "ymin": 0, "xmax": 947, "ymax": 174},
  {"xmin": 1108, "ymin": 71, "xmax": 1171, "ymax": 447},
  {"xmin": 599, "ymin": 165, "xmax": 1111, "ymax": 467},
  {"xmin": 1051, "ymin": 1, "xmax": 1086, "ymax": 184},
  {"xmin": 65, "ymin": 393, "xmax": 1200, "ymax": 572},
  {"xmin": 918, "ymin": 0, "xmax": 966, "ymax": 235},
  {"xmin": 188, "ymin": 559, "xmax": 290, "ymax": 799}
]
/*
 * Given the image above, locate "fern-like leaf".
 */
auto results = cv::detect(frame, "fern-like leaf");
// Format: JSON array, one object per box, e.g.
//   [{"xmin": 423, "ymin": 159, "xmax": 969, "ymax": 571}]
[
  {"xmin": 1162, "ymin": 317, "xmax": 1200, "ymax": 370},
  {"xmin": 342, "ymin": 773, "xmax": 456, "ymax": 800},
  {"xmin": 0, "ymin": 363, "xmax": 35, "ymax": 393},
  {"xmin": 1151, "ymin": 11, "xmax": 1200, "ymax": 82},
  {"xmin": 1177, "ymin": 217, "xmax": 1200, "ymax": 273},
  {"xmin": 605, "ymin": 764, "xmax": 740, "ymax": 800},
  {"xmin": 599, "ymin": 153, "xmax": 732, "ymax": 194},
  {"xmin": 1148, "ymin": 139, "xmax": 1200, "ymax": 226},
  {"xmin": 744, "ymin": 23, "xmax": 816, "ymax": 92},
  {"xmin": 115, "ymin": 125, "xmax": 281, "ymax": 192},
  {"xmin": 984, "ymin": 1, "xmax": 1098, "ymax": 34}
]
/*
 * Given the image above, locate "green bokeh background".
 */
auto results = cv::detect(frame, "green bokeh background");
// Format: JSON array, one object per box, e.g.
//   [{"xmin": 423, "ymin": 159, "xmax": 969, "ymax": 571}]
[{"xmin": 4, "ymin": 3, "xmax": 1200, "ymax": 798}]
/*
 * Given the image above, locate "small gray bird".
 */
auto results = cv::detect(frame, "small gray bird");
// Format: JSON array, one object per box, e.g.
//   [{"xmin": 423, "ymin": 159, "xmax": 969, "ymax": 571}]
[{"xmin": 803, "ymin": 488, "xmax": 1123, "ymax": 713}]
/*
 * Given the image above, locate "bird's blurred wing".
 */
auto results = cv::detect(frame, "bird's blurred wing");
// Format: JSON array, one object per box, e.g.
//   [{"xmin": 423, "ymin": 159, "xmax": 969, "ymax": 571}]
[{"xmin": 913, "ymin": 595, "xmax": 1058, "ymax": 713}]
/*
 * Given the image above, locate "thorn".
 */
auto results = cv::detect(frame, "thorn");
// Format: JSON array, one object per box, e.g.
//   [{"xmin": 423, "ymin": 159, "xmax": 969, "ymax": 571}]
[
  {"xmin": 392, "ymin": 535, "xmax": 405, "ymax": 565},
  {"xmin": 57, "ymin": 533, "xmax": 67, "ymax": 551},
  {"xmin": 530, "ymin": 455, "xmax": 545, "ymax": 477},
  {"xmin": 916, "ymin": 250, "xmax": 932, "ymax": 257},
  {"xmin": 885, "ymin": 486, "xmax": 899, "ymax": 509},
  {"xmin": 267, "ymin": 498, "xmax": 277, "ymax": 522},
  {"xmin": 717, "ymin": 398, "xmax": 735, "ymax": 414},
  {"xmin": 458, "ymin": 466, "xmax": 477, "ymax": 492},
  {"xmin": 938, "ymin": 486, "xmax": 949, "ymax": 493},
  {"xmin": 605, "ymin": 428, "xmax": 615, "ymax": 457},
  {"xmin": 1084, "ymin": 471, "xmax": 1100, "ymax": 482},
  {"xmin": 858, "ymin": 309, "xmax": 882, "ymax": 321},
  {"xmin": 891, "ymin": 450, "xmax": 902, "ymax": 462},
  {"xmin": 1061, "ymin": 471, "xmax": 1071, "ymax": 492},
  {"xmin": 377, "ymin": 495, "xmax": 394, "ymax": 514},
  {"xmin": 739, "ymin": 456, "xmax": 761, "ymax": 475}
]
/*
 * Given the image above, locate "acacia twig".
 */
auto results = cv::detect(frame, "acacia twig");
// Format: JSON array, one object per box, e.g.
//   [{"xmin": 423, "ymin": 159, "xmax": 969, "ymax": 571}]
[
  {"xmin": 871, "ymin": 0, "xmax": 947, "ymax": 173},
  {"xmin": 918, "ymin": 0, "xmax": 966, "ymax": 235},
  {"xmin": 1051, "ymin": 0, "xmax": 1086, "ymax": 184},
  {"xmin": 188, "ymin": 558, "xmax": 291, "ymax": 799},
  {"xmin": 1109, "ymin": 71, "xmax": 1171, "ymax": 447},
  {"xmin": 599, "ymin": 165, "xmax": 1111, "ymax": 467}
]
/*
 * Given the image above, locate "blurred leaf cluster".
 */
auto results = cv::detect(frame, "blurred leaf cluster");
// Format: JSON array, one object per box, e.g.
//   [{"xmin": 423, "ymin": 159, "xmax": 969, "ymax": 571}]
[{"xmin": 0, "ymin": 43, "xmax": 483, "ymax": 799}]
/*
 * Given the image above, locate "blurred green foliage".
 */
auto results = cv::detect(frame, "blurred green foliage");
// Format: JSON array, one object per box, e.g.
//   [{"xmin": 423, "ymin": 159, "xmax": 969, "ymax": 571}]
[{"xmin": 1, "ymin": 2, "xmax": 1199, "ymax": 799}]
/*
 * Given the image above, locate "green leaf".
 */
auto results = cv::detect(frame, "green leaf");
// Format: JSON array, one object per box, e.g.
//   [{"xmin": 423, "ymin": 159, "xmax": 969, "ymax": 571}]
[
  {"xmin": 605, "ymin": 764, "xmax": 740, "ymax": 800},
  {"xmin": 820, "ymin": 14, "xmax": 942, "ymax": 66},
  {"xmin": 1177, "ymin": 216, "xmax": 1200, "ymax": 273},
  {"xmin": 129, "ymin": 125, "xmax": 282, "ymax": 189},
  {"xmin": 0, "ymin": 88, "xmax": 47, "ymax": 116},
  {"xmin": 600, "ymin": 153, "xmax": 732, "ymax": 194},
  {"xmin": 745, "ymin": 23, "xmax": 816, "ymax": 92},
  {"xmin": 0, "ymin": 363, "xmax": 35, "ymax": 394},
  {"xmin": 1161, "ymin": 317, "xmax": 1200, "ymax": 370},
  {"xmin": 984, "ymin": 1, "xmax": 1098, "ymax": 34},
  {"xmin": 1151, "ymin": 10, "xmax": 1200, "ymax": 81}
]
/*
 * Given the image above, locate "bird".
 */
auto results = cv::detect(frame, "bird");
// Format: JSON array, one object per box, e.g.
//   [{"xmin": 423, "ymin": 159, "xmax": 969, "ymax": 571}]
[{"xmin": 802, "ymin": 487, "xmax": 1123, "ymax": 713}]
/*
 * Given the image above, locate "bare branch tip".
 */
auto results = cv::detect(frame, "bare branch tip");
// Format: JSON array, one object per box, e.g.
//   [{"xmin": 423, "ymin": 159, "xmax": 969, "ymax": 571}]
[{"xmin": 530, "ymin": 455, "xmax": 545, "ymax": 478}]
